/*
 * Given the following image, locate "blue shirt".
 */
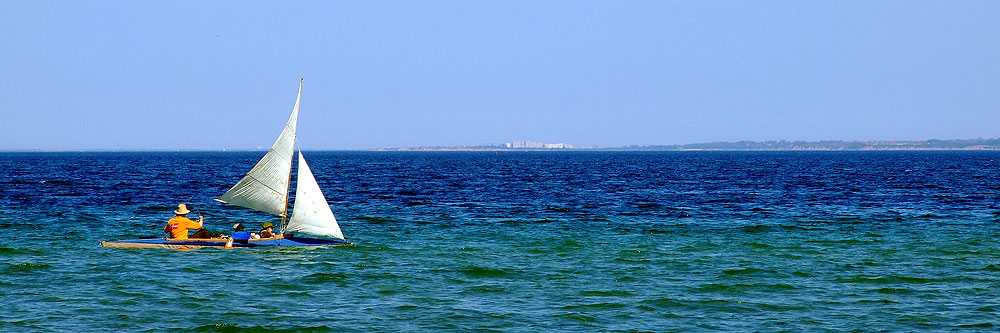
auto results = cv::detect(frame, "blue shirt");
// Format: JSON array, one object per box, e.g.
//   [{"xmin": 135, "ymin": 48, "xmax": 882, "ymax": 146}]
[{"xmin": 232, "ymin": 231, "xmax": 252, "ymax": 241}]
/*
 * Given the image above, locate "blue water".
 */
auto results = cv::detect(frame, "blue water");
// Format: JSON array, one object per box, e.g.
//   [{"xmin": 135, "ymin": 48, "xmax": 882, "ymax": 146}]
[{"xmin": 2, "ymin": 151, "xmax": 999, "ymax": 331}]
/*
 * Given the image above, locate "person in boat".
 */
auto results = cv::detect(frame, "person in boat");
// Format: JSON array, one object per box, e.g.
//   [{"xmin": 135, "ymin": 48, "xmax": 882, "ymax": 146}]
[
  {"xmin": 230, "ymin": 223, "xmax": 255, "ymax": 243},
  {"xmin": 259, "ymin": 222, "xmax": 277, "ymax": 238},
  {"xmin": 163, "ymin": 204, "xmax": 212, "ymax": 239}
]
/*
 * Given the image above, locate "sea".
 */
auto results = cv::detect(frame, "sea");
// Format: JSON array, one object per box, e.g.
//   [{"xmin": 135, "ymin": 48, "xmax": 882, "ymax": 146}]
[{"xmin": 1, "ymin": 151, "xmax": 999, "ymax": 331}]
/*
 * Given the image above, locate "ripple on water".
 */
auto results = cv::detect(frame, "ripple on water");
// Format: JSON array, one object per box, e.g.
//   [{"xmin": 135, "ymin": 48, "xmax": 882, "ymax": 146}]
[
  {"xmin": 958, "ymin": 322, "xmax": 995, "ymax": 328},
  {"xmin": 459, "ymin": 266, "xmax": 508, "ymax": 278},
  {"xmin": 752, "ymin": 302, "xmax": 809, "ymax": 311},
  {"xmin": 614, "ymin": 256, "xmax": 651, "ymax": 264},
  {"xmin": 463, "ymin": 284, "xmax": 506, "ymax": 293},
  {"xmin": 0, "ymin": 247, "xmax": 44, "ymax": 255},
  {"xmin": 579, "ymin": 290, "xmax": 632, "ymax": 297},
  {"xmin": 720, "ymin": 267, "xmax": 771, "ymax": 276},
  {"xmin": 869, "ymin": 287, "xmax": 915, "ymax": 295},
  {"xmin": 3, "ymin": 262, "xmax": 52, "ymax": 274},
  {"xmin": 638, "ymin": 297, "xmax": 686, "ymax": 310},
  {"xmin": 836, "ymin": 275, "xmax": 972, "ymax": 284},
  {"xmin": 693, "ymin": 283, "xmax": 800, "ymax": 295},
  {"xmin": 552, "ymin": 312, "xmax": 598, "ymax": 322},
  {"xmin": 189, "ymin": 324, "xmax": 336, "ymax": 332},
  {"xmin": 562, "ymin": 302, "xmax": 630, "ymax": 311},
  {"xmin": 298, "ymin": 272, "xmax": 350, "ymax": 285},
  {"xmin": 374, "ymin": 284, "xmax": 408, "ymax": 295},
  {"xmin": 741, "ymin": 241, "xmax": 775, "ymax": 249}
]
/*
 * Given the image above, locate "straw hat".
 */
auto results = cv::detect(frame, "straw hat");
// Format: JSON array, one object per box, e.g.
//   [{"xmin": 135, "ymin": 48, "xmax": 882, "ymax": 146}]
[
  {"xmin": 174, "ymin": 204, "xmax": 191, "ymax": 215},
  {"xmin": 262, "ymin": 222, "xmax": 275, "ymax": 229}
]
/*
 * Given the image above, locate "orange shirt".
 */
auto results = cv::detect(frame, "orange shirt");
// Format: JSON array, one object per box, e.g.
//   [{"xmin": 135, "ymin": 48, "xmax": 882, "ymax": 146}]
[{"xmin": 164, "ymin": 216, "xmax": 202, "ymax": 240}]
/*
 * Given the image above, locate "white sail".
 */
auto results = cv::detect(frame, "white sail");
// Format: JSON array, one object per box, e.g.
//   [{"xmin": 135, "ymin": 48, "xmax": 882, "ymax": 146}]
[
  {"xmin": 216, "ymin": 79, "xmax": 302, "ymax": 216},
  {"xmin": 286, "ymin": 152, "xmax": 345, "ymax": 240}
]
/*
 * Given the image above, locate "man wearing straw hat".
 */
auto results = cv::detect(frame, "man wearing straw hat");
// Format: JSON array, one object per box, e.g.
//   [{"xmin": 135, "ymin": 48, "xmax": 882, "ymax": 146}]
[{"xmin": 163, "ymin": 204, "xmax": 209, "ymax": 239}]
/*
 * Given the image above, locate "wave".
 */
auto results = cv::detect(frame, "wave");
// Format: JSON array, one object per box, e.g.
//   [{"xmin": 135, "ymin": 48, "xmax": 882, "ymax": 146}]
[
  {"xmin": 614, "ymin": 257, "xmax": 651, "ymax": 264},
  {"xmin": 836, "ymin": 275, "xmax": 975, "ymax": 284},
  {"xmin": 639, "ymin": 297, "xmax": 685, "ymax": 309},
  {"xmin": 561, "ymin": 302, "xmax": 629, "ymax": 310},
  {"xmin": 857, "ymin": 299, "xmax": 898, "ymax": 304},
  {"xmin": 579, "ymin": 290, "xmax": 632, "ymax": 297},
  {"xmin": 355, "ymin": 216, "xmax": 399, "ymax": 224},
  {"xmin": 869, "ymin": 287, "xmax": 914, "ymax": 295},
  {"xmin": 299, "ymin": 272, "xmax": 350, "ymax": 284},
  {"xmin": 551, "ymin": 312, "xmax": 598, "ymax": 322},
  {"xmin": 753, "ymin": 302, "xmax": 809, "ymax": 311},
  {"xmin": 459, "ymin": 266, "xmax": 508, "ymax": 278},
  {"xmin": 0, "ymin": 247, "xmax": 44, "ymax": 255},
  {"xmin": 740, "ymin": 241, "xmax": 774, "ymax": 248},
  {"xmin": 465, "ymin": 284, "xmax": 505, "ymax": 293},
  {"xmin": 189, "ymin": 324, "xmax": 335, "ymax": 332},
  {"xmin": 694, "ymin": 283, "xmax": 798, "ymax": 293},
  {"xmin": 721, "ymin": 267, "xmax": 775, "ymax": 276},
  {"xmin": 3, "ymin": 262, "xmax": 52, "ymax": 274}
]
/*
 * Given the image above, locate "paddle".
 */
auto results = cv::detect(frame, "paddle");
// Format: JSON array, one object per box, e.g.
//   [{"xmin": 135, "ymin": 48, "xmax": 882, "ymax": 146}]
[
  {"xmin": 185, "ymin": 203, "xmax": 210, "ymax": 238},
  {"xmin": 185, "ymin": 203, "xmax": 204, "ymax": 225},
  {"xmin": 190, "ymin": 203, "xmax": 203, "ymax": 220}
]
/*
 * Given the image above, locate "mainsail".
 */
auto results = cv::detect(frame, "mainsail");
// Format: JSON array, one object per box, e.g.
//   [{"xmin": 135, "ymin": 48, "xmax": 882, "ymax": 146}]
[
  {"xmin": 286, "ymin": 152, "xmax": 345, "ymax": 240},
  {"xmin": 216, "ymin": 79, "xmax": 302, "ymax": 216}
]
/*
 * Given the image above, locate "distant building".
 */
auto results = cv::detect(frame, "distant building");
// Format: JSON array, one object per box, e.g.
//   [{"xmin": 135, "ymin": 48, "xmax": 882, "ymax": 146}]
[
  {"xmin": 505, "ymin": 141, "xmax": 541, "ymax": 148},
  {"xmin": 504, "ymin": 141, "xmax": 573, "ymax": 149},
  {"xmin": 543, "ymin": 143, "xmax": 572, "ymax": 149}
]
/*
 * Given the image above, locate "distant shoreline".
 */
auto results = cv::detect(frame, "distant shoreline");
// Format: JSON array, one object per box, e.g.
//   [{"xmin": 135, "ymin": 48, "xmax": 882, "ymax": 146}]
[
  {"xmin": 376, "ymin": 138, "xmax": 1000, "ymax": 152},
  {"xmin": 375, "ymin": 147, "xmax": 1000, "ymax": 152},
  {"xmin": 2, "ymin": 148, "xmax": 999, "ymax": 153},
  {"xmin": 3, "ymin": 139, "xmax": 998, "ymax": 152}
]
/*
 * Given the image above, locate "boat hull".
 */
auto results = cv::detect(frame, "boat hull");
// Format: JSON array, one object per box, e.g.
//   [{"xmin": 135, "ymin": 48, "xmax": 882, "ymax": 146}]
[{"xmin": 100, "ymin": 236, "xmax": 352, "ymax": 249}]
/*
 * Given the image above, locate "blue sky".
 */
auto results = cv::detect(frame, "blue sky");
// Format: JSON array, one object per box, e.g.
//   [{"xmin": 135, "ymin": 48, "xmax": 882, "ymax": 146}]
[{"xmin": 1, "ymin": 1, "xmax": 998, "ymax": 150}]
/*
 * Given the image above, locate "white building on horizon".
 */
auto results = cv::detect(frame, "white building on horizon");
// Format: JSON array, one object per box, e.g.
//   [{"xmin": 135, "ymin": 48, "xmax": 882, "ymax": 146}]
[{"xmin": 504, "ymin": 141, "xmax": 573, "ymax": 149}]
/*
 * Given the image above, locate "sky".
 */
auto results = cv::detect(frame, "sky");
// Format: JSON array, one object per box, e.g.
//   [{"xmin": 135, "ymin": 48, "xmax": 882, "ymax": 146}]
[{"xmin": 1, "ymin": 1, "xmax": 998, "ymax": 150}]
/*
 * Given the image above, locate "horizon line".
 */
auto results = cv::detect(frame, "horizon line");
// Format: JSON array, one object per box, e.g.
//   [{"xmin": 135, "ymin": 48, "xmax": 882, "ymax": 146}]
[{"xmin": 2, "ymin": 138, "xmax": 998, "ymax": 153}]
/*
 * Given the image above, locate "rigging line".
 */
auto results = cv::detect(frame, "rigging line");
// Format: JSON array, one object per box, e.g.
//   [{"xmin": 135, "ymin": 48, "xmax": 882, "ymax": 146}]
[{"xmin": 280, "ymin": 146, "xmax": 299, "ymax": 235}]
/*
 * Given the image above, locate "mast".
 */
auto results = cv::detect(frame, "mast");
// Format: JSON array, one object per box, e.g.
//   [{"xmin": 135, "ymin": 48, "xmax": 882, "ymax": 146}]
[{"xmin": 280, "ymin": 78, "xmax": 303, "ymax": 235}]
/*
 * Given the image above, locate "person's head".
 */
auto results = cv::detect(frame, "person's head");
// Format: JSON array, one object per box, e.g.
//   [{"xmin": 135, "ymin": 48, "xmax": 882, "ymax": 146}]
[
  {"xmin": 174, "ymin": 204, "xmax": 190, "ymax": 216},
  {"xmin": 233, "ymin": 223, "xmax": 245, "ymax": 232},
  {"xmin": 262, "ymin": 222, "xmax": 275, "ymax": 230}
]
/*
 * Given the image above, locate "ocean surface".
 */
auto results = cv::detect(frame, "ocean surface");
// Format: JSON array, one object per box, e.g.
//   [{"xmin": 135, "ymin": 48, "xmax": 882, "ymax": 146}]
[{"xmin": 1, "ymin": 151, "xmax": 999, "ymax": 331}]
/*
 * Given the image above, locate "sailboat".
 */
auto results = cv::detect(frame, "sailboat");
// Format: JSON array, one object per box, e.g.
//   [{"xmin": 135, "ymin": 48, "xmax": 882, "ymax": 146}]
[{"xmin": 102, "ymin": 79, "xmax": 352, "ymax": 249}]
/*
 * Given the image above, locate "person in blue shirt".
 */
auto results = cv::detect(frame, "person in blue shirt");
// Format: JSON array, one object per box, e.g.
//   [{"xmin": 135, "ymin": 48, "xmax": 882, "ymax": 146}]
[{"xmin": 231, "ymin": 223, "xmax": 255, "ymax": 243}]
